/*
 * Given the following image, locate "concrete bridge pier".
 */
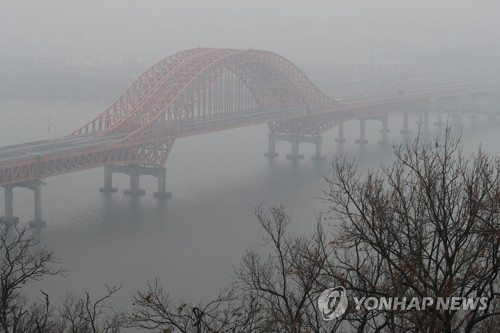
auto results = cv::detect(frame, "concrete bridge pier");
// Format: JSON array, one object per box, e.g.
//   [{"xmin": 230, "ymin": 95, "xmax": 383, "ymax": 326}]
[
  {"xmin": 99, "ymin": 165, "xmax": 118, "ymax": 193},
  {"xmin": 29, "ymin": 181, "xmax": 46, "ymax": 228},
  {"xmin": 400, "ymin": 112, "xmax": 412, "ymax": 138},
  {"xmin": 488, "ymin": 94, "xmax": 498, "ymax": 122},
  {"xmin": 153, "ymin": 167, "xmax": 172, "ymax": 199},
  {"xmin": 378, "ymin": 116, "xmax": 390, "ymax": 145},
  {"xmin": 435, "ymin": 112, "xmax": 445, "ymax": 129},
  {"xmin": 0, "ymin": 186, "xmax": 18, "ymax": 226},
  {"xmin": 434, "ymin": 99, "xmax": 446, "ymax": 129},
  {"xmin": 495, "ymin": 95, "xmax": 500, "ymax": 120},
  {"xmin": 355, "ymin": 118, "xmax": 368, "ymax": 146},
  {"xmin": 452, "ymin": 113, "xmax": 463, "ymax": 128},
  {"xmin": 264, "ymin": 133, "xmax": 279, "ymax": 158},
  {"xmin": 286, "ymin": 136, "xmax": 305, "ymax": 160},
  {"xmin": 469, "ymin": 94, "xmax": 479, "ymax": 124},
  {"xmin": 335, "ymin": 122, "xmax": 346, "ymax": 143},
  {"xmin": 311, "ymin": 136, "xmax": 326, "ymax": 161},
  {"xmin": 468, "ymin": 114, "xmax": 479, "ymax": 124},
  {"xmin": 416, "ymin": 112, "xmax": 430, "ymax": 136},
  {"xmin": 125, "ymin": 172, "xmax": 146, "ymax": 196}
]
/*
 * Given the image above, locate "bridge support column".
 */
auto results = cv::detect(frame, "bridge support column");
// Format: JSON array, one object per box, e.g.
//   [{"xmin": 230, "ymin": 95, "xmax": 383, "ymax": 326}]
[
  {"xmin": 494, "ymin": 95, "xmax": 500, "ymax": 120},
  {"xmin": 435, "ymin": 112, "xmax": 445, "ymax": 129},
  {"xmin": 5, "ymin": 186, "xmax": 13, "ymax": 220},
  {"xmin": 416, "ymin": 112, "xmax": 430, "ymax": 136},
  {"xmin": 434, "ymin": 99, "xmax": 445, "ymax": 129},
  {"xmin": 311, "ymin": 136, "xmax": 325, "ymax": 161},
  {"xmin": 335, "ymin": 122, "xmax": 346, "ymax": 143},
  {"xmin": 469, "ymin": 94, "xmax": 479, "ymax": 124},
  {"xmin": 286, "ymin": 136, "xmax": 304, "ymax": 160},
  {"xmin": 355, "ymin": 119, "xmax": 368, "ymax": 146},
  {"xmin": 0, "ymin": 186, "xmax": 19, "ymax": 226},
  {"xmin": 452, "ymin": 113, "xmax": 463, "ymax": 127},
  {"xmin": 379, "ymin": 116, "xmax": 390, "ymax": 145},
  {"xmin": 29, "ymin": 181, "xmax": 46, "ymax": 228},
  {"xmin": 124, "ymin": 171, "xmax": 146, "ymax": 196},
  {"xmin": 400, "ymin": 112, "xmax": 412, "ymax": 138},
  {"xmin": 103, "ymin": 164, "xmax": 171, "ymax": 198},
  {"xmin": 469, "ymin": 113, "xmax": 479, "ymax": 123},
  {"xmin": 264, "ymin": 133, "xmax": 279, "ymax": 158},
  {"xmin": 268, "ymin": 133, "xmax": 322, "ymax": 161},
  {"xmin": 488, "ymin": 94, "xmax": 497, "ymax": 122},
  {"xmin": 153, "ymin": 167, "xmax": 172, "ymax": 199},
  {"xmin": 100, "ymin": 166, "xmax": 118, "ymax": 193}
]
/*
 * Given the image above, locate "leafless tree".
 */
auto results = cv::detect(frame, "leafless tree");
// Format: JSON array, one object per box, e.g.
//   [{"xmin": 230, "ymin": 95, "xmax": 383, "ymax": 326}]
[
  {"xmin": 0, "ymin": 223, "xmax": 124, "ymax": 333},
  {"xmin": 0, "ymin": 223, "xmax": 63, "ymax": 333},
  {"xmin": 55, "ymin": 284, "xmax": 125, "ymax": 333},
  {"xmin": 127, "ymin": 277, "xmax": 262, "ymax": 332},
  {"xmin": 324, "ymin": 130, "xmax": 500, "ymax": 332},
  {"xmin": 235, "ymin": 205, "xmax": 342, "ymax": 333}
]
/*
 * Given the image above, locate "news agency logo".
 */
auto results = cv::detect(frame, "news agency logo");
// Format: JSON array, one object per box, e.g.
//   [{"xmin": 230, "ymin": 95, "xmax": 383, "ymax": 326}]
[
  {"xmin": 317, "ymin": 286, "xmax": 348, "ymax": 321},
  {"xmin": 317, "ymin": 286, "xmax": 489, "ymax": 322}
]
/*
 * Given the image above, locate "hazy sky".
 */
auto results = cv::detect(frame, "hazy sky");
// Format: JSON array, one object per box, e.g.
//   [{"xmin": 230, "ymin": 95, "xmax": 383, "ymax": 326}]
[{"xmin": 1, "ymin": 0, "xmax": 500, "ymax": 64}]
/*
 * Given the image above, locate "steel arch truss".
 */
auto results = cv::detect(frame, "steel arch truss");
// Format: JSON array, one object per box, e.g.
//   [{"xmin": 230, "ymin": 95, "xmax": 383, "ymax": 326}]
[
  {"xmin": 71, "ymin": 48, "xmax": 215, "ymax": 136},
  {"xmin": 70, "ymin": 48, "xmax": 341, "ymax": 143}
]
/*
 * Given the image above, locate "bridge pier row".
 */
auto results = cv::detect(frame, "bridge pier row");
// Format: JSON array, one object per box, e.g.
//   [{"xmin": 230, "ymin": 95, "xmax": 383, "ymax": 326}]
[
  {"xmin": 335, "ymin": 122, "xmax": 346, "ymax": 143},
  {"xmin": 265, "ymin": 133, "xmax": 324, "ymax": 160},
  {"xmin": 355, "ymin": 119, "xmax": 368, "ymax": 146},
  {"xmin": 400, "ymin": 112, "xmax": 412, "ymax": 138},
  {"xmin": 1, "ymin": 181, "xmax": 46, "ymax": 228},
  {"xmin": 264, "ymin": 133, "xmax": 279, "ymax": 158},
  {"xmin": 101, "ymin": 165, "xmax": 171, "ymax": 198}
]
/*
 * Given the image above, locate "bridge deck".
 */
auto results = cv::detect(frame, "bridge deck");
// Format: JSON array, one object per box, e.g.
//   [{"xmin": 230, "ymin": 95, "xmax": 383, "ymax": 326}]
[
  {"xmin": 0, "ymin": 81, "xmax": 498, "ymax": 187},
  {"xmin": 0, "ymin": 135, "xmax": 124, "ymax": 164},
  {"xmin": 0, "ymin": 104, "xmax": 317, "ymax": 164}
]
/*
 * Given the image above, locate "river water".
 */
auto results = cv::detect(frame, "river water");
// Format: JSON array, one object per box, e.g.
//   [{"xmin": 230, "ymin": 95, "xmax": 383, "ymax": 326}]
[{"xmin": 0, "ymin": 98, "xmax": 498, "ymax": 319}]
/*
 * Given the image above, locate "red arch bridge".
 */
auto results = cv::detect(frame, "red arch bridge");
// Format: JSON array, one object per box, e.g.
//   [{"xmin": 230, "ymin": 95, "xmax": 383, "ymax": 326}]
[{"xmin": 1, "ymin": 48, "xmax": 500, "ymax": 227}]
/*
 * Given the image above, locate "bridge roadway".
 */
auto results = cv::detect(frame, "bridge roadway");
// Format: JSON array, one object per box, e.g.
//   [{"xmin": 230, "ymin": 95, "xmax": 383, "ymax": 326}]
[
  {"xmin": 0, "ymin": 82, "xmax": 479, "ymax": 167},
  {"xmin": 0, "ymin": 106, "xmax": 307, "ymax": 165}
]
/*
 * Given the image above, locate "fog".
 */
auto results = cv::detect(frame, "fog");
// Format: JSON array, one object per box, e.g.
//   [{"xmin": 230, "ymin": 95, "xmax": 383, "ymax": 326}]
[
  {"xmin": 1, "ymin": 0, "xmax": 500, "ymax": 331},
  {"xmin": 2, "ymin": 0, "xmax": 500, "ymax": 63}
]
